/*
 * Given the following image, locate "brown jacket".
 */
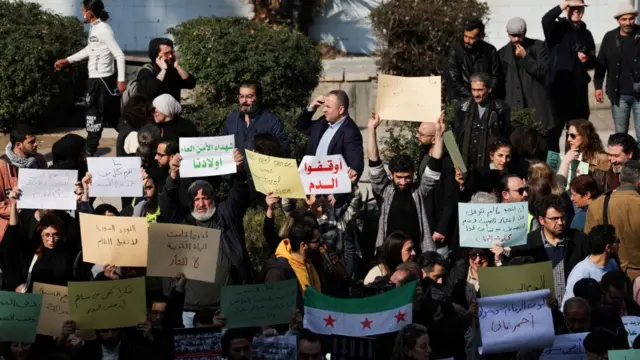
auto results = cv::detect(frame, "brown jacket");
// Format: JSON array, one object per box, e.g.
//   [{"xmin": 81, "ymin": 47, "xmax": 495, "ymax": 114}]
[
  {"xmin": 586, "ymin": 152, "xmax": 618, "ymax": 193},
  {"xmin": 585, "ymin": 184, "xmax": 640, "ymax": 280},
  {"xmin": 0, "ymin": 154, "xmax": 47, "ymax": 241}
]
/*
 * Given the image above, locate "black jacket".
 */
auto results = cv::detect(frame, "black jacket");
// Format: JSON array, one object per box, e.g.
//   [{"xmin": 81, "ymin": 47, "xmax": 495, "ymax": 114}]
[
  {"xmin": 453, "ymin": 98, "xmax": 511, "ymax": 172},
  {"xmin": 421, "ymin": 153, "xmax": 459, "ymax": 244},
  {"xmin": 508, "ymin": 228, "xmax": 590, "ymax": 280},
  {"xmin": 594, "ymin": 26, "xmax": 640, "ymax": 105},
  {"xmin": 498, "ymin": 38, "xmax": 558, "ymax": 132},
  {"xmin": 136, "ymin": 63, "xmax": 197, "ymax": 102},
  {"xmin": 296, "ymin": 110, "xmax": 364, "ymax": 177},
  {"xmin": 446, "ymin": 41, "xmax": 502, "ymax": 101},
  {"xmin": 157, "ymin": 116, "xmax": 199, "ymax": 143},
  {"xmin": 542, "ymin": 5, "xmax": 596, "ymax": 120}
]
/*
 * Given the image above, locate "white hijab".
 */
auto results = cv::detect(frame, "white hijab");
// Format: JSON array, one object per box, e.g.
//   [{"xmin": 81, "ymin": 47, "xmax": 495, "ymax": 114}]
[{"xmin": 152, "ymin": 94, "xmax": 182, "ymax": 120}]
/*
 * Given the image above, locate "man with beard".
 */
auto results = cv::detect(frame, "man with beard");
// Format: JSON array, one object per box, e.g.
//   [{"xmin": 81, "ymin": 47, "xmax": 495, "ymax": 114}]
[
  {"xmin": 594, "ymin": 3, "xmax": 640, "ymax": 138},
  {"xmin": 453, "ymin": 72, "xmax": 510, "ymax": 173},
  {"xmin": 222, "ymin": 80, "xmax": 289, "ymax": 173},
  {"xmin": 498, "ymin": 18, "xmax": 558, "ymax": 152},
  {"xmin": 543, "ymin": 0, "xmax": 596, "ymax": 150},
  {"xmin": 159, "ymin": 150, "xmax": 252, "ymax": 328},
  {"xmin": 446, "ymin": 19, "xmax": 502, "ymax": 101},
  {"xmin": 368, "ymin": 111, "xmax": 445, "ymax": 254},
  {"xmin": 607, "ymin": 133, "xmax": 636, "ymax": 175}
]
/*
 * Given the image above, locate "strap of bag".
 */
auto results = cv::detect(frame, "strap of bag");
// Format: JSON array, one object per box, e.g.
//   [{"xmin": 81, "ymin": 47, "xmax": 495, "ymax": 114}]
[{"xmin": 21, "ymin": 254, "xmax": 39, "ymax": 293}]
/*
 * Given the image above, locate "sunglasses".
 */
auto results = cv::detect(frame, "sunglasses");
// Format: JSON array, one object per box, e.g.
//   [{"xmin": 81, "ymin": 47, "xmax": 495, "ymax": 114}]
[
  {"xmin": 517, "ymin": 186, "xmax": 528, "ymax": 195},
  {"xmin": 144, "ymin": 185, "xmax": 154, "ymax": 190},
  {"xmin": 568, "ymin": 133, "xmax": 578, "ymax": 140}
]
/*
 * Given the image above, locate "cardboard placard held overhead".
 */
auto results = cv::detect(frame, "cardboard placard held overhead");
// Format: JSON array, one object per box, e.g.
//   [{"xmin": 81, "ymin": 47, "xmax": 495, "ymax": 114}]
[
  {"xmin": 376, "ymin": 74, "xmax": 441, "ymax": 123},
  {"xmin": 179, "ymin": 135, "xmax": 237, "ymax": 178},
  {"xmin": 245, "ymin": 150, "xmax": 306, "ymax": 199}
]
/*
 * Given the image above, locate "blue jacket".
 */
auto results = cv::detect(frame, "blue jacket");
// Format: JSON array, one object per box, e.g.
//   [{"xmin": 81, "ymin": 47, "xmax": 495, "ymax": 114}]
[{"xmin": 222, "ymin": 108, "xmax": 289, "ymax": 157}]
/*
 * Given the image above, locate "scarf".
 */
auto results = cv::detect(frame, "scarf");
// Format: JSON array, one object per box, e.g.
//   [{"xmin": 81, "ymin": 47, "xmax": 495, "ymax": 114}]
[
  {"xmin": 152, "ymin": 94, "xmax": 182, "ymax": 121},
  {"xmin": 5, "ymin": 143, "xmax": 37, "ymax": 168}
]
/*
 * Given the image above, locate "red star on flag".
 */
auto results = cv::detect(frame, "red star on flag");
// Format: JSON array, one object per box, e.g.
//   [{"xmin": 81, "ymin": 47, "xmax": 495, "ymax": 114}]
[
  {"xmin": 361, "ymin": 317, "xmax": 373, "ymax": 329},
  {"xmin": 324, "ymin": 315, "xmax": 336, "ymax": 328},
  {"xmin": 394, "ymin": 311, "xmax": 407, "ymax": 323}
]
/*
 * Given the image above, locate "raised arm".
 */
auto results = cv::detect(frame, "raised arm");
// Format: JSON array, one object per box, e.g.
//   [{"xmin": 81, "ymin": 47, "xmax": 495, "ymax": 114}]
[
  {"xmin": 418, "ymin": 112, "xmax": 444, "ymax": 195},
  {"xmin": 519, "ymin": 41, "xmax": 549, "ymax": 79},
  {"xmin": 296, "ymin": 96, "xmax": 325, "ymax": 134},
  {"xmin": 367, "ymin": 112, "xmax": 391, "ymax": 197}
]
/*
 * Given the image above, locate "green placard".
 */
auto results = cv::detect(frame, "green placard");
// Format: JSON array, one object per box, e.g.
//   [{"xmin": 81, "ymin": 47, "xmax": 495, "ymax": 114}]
[
  {"xmin": 608, "ymin": 349, "xmax": 640, "ymax": 360},
  {"xmin": 221, "ymin": 280, "xmax": 297, "ymax": 328},
  {"xmin": 478, "ymin": 261, "xmax": 555, "ymax": 298},
  {"xmin": 443, "ymin": 130, "xmax": 467, "ymax": 174},
  {"xmin": 0, "ymin": 291, "xmax": 43, "ymax": 342}
]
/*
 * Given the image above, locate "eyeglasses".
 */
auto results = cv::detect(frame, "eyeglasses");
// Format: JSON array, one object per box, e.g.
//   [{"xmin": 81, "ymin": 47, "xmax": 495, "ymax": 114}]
[
  {"xmin": 544, "ymin": 216, "xmax": 565, "ymax": 223},
  {"xmin": 568, "ymin": 133, "xmax": 578, "ymax": 140},
  {"xmin": 416, "ymin": 131, "xmax": 434, "ymax": 138},
  {"xmin": 517, "ymin": 186, "xmax": 528, "ymax": 195},
  {"xmin": 156, "ymin": 152, "xmax": 169, "ymax": 157}
]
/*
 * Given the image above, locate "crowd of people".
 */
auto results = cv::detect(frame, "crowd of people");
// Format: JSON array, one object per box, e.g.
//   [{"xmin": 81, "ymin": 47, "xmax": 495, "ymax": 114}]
[{"xmin": 3, "ymin": 0, "xmax": 640, "ymax": 359}]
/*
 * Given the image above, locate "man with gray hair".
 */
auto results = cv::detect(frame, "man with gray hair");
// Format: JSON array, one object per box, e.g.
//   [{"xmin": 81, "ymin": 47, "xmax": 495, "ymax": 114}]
[
  {"xmin": 585, "ymin": 160, "xmax": 640, "ymax": 280},
  {"xmin": 498, "ymin": 18, "xmax": 558, "ymax": 152},
  {"xmin": 453, "ymin": 72, "xmax": 510, "ymax": 172}
]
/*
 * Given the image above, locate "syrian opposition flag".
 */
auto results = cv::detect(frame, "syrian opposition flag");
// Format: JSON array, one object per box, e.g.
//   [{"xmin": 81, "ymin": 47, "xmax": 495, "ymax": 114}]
[{"xmin": 303, "ymin": 281, "xmax": 416, "ymax": 337}]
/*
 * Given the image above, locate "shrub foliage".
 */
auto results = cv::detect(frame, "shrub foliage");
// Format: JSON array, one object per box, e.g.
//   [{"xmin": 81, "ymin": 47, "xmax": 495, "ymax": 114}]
[{"xmin": 0, "ymin": 0, "xmax": 87, "ymax": 131}]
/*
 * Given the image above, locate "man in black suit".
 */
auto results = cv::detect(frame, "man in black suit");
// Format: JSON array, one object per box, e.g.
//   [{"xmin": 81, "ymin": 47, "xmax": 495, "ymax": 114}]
[{"xmin": 296, "ymin": 90, "xmax": 364, "ymax": 177}]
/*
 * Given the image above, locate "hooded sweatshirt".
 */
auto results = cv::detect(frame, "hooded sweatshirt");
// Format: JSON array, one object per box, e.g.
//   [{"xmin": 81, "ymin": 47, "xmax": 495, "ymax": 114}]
[{"xmin": 274, "ymin": 239, "xmax": 321, "ymax": 293}]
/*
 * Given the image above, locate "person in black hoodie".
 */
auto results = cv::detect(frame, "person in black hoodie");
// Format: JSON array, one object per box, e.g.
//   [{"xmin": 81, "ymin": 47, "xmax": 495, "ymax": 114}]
[
  {"xmin": 151, "ymin": 94, "xmax": 198, "ymax": 142},
  {"xmin": 136, "ymin": 37, "xmax": 196, "ymax": 102},
  {"xmin": 542, "ymin": 0, "xmax": 596, "ymax": 150}
]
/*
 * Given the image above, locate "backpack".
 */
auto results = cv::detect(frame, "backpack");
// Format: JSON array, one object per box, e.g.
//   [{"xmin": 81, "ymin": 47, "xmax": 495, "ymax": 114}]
[{"xmin": 121, "ymin": 63, "xmax": 155, "ymax": 109}]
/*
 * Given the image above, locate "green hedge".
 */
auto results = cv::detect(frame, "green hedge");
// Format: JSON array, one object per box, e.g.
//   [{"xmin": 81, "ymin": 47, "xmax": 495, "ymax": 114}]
[{"xmin": 0, "ymin": 0, "xmax": 87, "ymax": 131}]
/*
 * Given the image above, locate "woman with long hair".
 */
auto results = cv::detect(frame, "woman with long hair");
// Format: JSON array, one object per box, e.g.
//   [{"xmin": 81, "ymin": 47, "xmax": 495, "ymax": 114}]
[
  {"xmin": 391, "ymin": 324, "xmax": 432, "ymax": 360},
  {"xmin": 564, "ymin": 119, "xmax": 617, "ymax": 192},
  {"xmin": 527, "ymin": 163, "xmax": 574, "ymax": 232},
  {"xmin": 364, "ymin": 231, "xmax": 416, "ymax": 285}
]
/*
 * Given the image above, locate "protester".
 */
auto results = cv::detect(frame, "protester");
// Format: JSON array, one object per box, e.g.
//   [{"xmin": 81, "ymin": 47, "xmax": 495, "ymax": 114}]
[
  {"xmin": 601, "ymin": 270, "xmax": 640, "ymax": 316},
  {"xmin": 499, "ymin": 18, "xmax": 558, "ymax": 152},
  {"xmin": 297, "ymin": 90, "xmax": 364, "ymax": 177},
  {"xmin": 509, "ymin": 126, "xmax": 545, "ymax": 178},
  {"xmin": 152, "ymin": 94, "xmax": 198, "ymax": 142},
  {"xmin": 446, "ymin": 19, "xmax": 502, "ymax": 101},
  {"xmin": 561, "ymin": 225, "xmax": 619, "ymax": 309},
  {"xmin": 565, "ymin": 119, "xmax": 616, "ymax": 193},
  {"xmin": 55, "ymin": 0, "xmax": 126, "ymax": 156},
  {"xmin": 391, "ymin": 323, "xmax": 431, "ymax": 360},
  {"xmin": 569, "ymin": 175, "xmax": 600, "ymax": 231},
  {"xmin": 364, "ymin": 231, "xmax": 416, "ymax": 285},
  {"xmin": 585, "ymin": 160, "xmax": 640, "ymax": 281},
  {"xmin": 453, "ymin": 72, "xmax": 511, "ymax": 172},
  {"xmin": 297, "ymin": 330, "xmax": 324, "ymax": 360},
  {"xmin": 499, "ymin": 173, "xmax": 528, "ymax": 203},
  {"xmin": 368, "ymin": 111, "xmax": 445, "ymax": 253},
  {"xmin": 135, "ymin": 37, "xmax": 197, "ymax": 102},
  {"xmin": 562, "ymin": 297, "xmax": 591, "ymax": 333},
  {"xmin": 116, "ymin": 95, "xmax": 155, "ymax": 157},
  {"xmin": 222, "ymin": 80, "xmax": 289, "ymax": 160},
  {"xmin": 543, "ymin": 0, "xmax": 596, "ymax": 148},
  {"xmin": 607, "ymin": 133, "xmax": 637, "ymax": 174},
  {"xmin": 594, "ymin": 3, "xmax": 640, "ymax": 136}
]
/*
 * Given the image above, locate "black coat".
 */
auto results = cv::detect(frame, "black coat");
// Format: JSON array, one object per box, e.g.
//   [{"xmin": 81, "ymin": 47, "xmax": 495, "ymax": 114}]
[
  {"xmin": 542, "ymin": 5, "xmax": 596, "ymax": 122},
  {"xmin": 508, "ymin": 228, "xmax": 589, "ymax": 280},
  {"xmin": 453, "ymin": 98, "xmax": 511, "ymax": 172},
  {"xmin": 421, "ymin": 153, "xmax": 459, "ymax": 244},
  {"xmin": 296, "ymin": 110, "xmax": 364, "ymax": 177},
  {"xmin": 136, "ymin": 63, "xmax": 197, "ymax": 102},
  {"xmin": 157, "ymin": 116, "xmax": 199, "ymax": 143},
  {"xmin": 498, "ymin": 38, "xmax": 558, "ymax": 133},
  {"xmin": 594, "ymin": 26, "xmax": 640, "ymax": 105},
  {"xmin": 446, "ymin": 41, "xmax": 503, "ymax": 101}
]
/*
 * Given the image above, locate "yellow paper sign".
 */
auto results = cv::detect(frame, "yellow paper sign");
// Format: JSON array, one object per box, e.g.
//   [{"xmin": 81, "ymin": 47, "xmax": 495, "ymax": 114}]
[
  {"xmin": 68, "ymin": 277, "xmax": 146, "ymax": 330},
  {"xmin": 32, "ymin": 283, "xmax": 70, "ymax": 337},
  {"xmin": 147, "ymin": 223, "xmax": 221, "ymax": 283},
  {"xmin": 79, "ymin": 213, "xmax": 149, "ymax": 267},
  {"xmin": 376, "ymin": 74, "xmax": 442, "ymax": 122},
  {"xmin": 478, "ymin": 261, "xmax": 555, "ymax": 298},
  {"xmin": 245, "ymin": 150, "xmax": 305, "ymax": 198}
]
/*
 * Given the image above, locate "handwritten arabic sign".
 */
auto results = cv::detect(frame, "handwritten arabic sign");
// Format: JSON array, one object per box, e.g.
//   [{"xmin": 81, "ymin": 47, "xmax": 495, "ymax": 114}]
[
  {"xmin": 540, "ymin": 333, "xmax": 587, "ymax": 360},
  {"xmin": 87, "ymin": 157, "xmax": 142, "ymax": 197},
  {"xmin": 477, "ymin": 289, "xmax": 554, "ymax": 355},
  {"xmin": 478, "ymin": 261, "xmax": 555, "ymax": 298},
  {"xmin": 245, "ymin": 150, "xmax": 305, "ymax": 199},
  {"xmin": 179, "ymin": 135, "xmax": 237, "ymax": 178},
  {"xmin": 376, "ymin": 74, "xmax": 441, "ymax": 122},
  {"xmin": 221, "ymin": 279, "xmax": 297, "ymax": 328},
  {"xmin": 32, "ymin": 283, "xmax": 70, "ymax": 337},
  {"xmin": 622, "ymin": 316, "xmax": 640, "ymax": 347},
  {"xmin": 17, "ymin": 169, "xmax": 78, "ymax": 211},
  {"xmin": 609, "ymin": 350, "xmax": 640, "ymax": 360},
  {"xmin": 174, "ymin": 328, "xmax": 222, "ymax": 360},
  {"xmin": 0, "ymin": 291, "xmax": 42, "ymax": 342},
  {"xmin": 253, "ymin": 335, "xmax": 297, "ymax": 360},
  {"xmin": 298, "ymin": 155, "xmax": 351, "ymax": 195},
  {"xmin": 546, "ymin": 151, "xmax": 590, "ymax": 190},
  {"xmin": 68, "ymin": 277, "xmax": 146, "ymax": 330},
  {"xmin": 147, "ymin": 223, "xmax": 221, "ymax": 283},
  {"xmin": 458, "ymin": 202, "xmax": 528, "ymax": 248},
  {"xmin": 79, "ymin": 213, "xmax": 148, "ymax": 267}
]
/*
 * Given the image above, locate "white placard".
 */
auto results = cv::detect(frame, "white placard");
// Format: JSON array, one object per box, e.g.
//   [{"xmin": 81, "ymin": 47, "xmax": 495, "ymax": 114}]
[
  {"xmin": 87, "ymin": 157, "xmax": 142, "ymax": 197},
  {"xmin": 478, "ymin": 289, "xmax": 555, "ymax": 355},
  {"xmin": 623, "ymin": 316, "xmax": 640, "ymax": 347},
  {"xmin": 179, "ymin": 136, "xmax": 236, "ymax": 178},
  {"xmin": 540, "ymin": 333, "xmax": 588, "ymax": 360},
  {"xmin": 18, "ymin": 169, "xmax": 77, "ymax": 210},
  {"xmin": 298, "ymin": 155, "xmax": 351, "ymax": 195}
]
